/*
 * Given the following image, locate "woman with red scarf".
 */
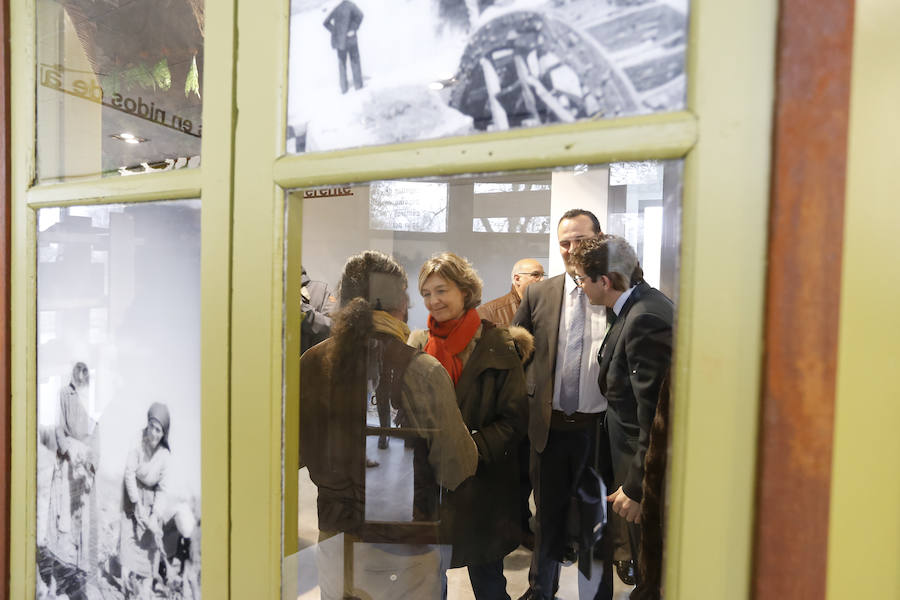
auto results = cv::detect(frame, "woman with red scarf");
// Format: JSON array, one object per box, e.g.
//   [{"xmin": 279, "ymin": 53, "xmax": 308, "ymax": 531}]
[{"xmin": 409, "ymin": 252, "xmax": 532, "ymax": 600}]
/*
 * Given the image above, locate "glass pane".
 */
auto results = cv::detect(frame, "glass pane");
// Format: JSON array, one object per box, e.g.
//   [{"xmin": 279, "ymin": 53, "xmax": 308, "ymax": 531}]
[
  {"xmin": 285, "ymin": 161, "xmax": 681, "ymax": 599},
  {"xmin": 36, "ymin": 0, "xmax": 204, "ymax": 182},
  {"xmin": 286, "ymin": 1, "xmax": 689, "ymax": 154},
  {"xmin": 36, "ymin": 200, "xmax": 202, "ymax": 599}
]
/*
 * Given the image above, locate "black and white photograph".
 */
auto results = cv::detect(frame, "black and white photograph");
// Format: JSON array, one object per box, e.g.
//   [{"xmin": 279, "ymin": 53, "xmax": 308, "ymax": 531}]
[
  {"xmin": 286, "ymin": 0, "xmax": 689, "ymax": 153},
  {"xmin": 35, "ymin": 201, "xmax": 202, "ymax": 600}
]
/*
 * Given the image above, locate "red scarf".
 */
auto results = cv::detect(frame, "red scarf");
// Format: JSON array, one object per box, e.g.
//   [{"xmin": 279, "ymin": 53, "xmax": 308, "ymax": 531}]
[{"xmin": 424, "ymin": 308, "xmax": 481, "ymax": 385}]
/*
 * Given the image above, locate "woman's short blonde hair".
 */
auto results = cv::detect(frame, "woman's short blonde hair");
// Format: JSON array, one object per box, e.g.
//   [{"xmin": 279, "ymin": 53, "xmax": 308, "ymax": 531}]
[{"xmin": 418, "ymin": 252, "xmax": 483, "ymax": 311}]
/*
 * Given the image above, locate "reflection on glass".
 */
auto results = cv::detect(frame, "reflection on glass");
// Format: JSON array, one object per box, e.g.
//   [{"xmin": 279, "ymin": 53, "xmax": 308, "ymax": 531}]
[
  {"xmin": 471, "ymin": 216, "xmax": 550, "ymax": 233},
  {"xmin": 36, "ymin": 0, "xmax": 204, "ymax": 182},
  {"xmin": 36, "ymin": 200, "xmax": 202, "ymax": 599},
  {"xmin": 298, "ymin": 251, "xmax": 469, "ymax": 599},
  {"xmin": 369, "ymin": 181, "xmax": 449, "ymax": 232},
  {"xmin": 286, "ymin": 0, "xmax": 688, "ymax": 154},
  {"xmin": 287, "ymin": 161, "xmax": 682, "ymax": 598}
]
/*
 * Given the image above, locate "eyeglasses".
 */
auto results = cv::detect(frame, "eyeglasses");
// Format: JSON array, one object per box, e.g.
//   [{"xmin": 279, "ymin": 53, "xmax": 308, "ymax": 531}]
[
  {"xmin": 572, "ymin": 275, "xmax": 586, "ymax": 287},
  {"xmin": 516, "ymin": 271, "xmax": 545, "ymax": 279}
]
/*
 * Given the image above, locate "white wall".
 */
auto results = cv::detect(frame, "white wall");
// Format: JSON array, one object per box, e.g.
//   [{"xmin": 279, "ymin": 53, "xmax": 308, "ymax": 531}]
[
  {"xmin": 549, "ymin": 167, "xmax": 609, "ymax": 276},
  {"xmin": 299, "ymin": 168, "xmax": 614, "ymax": 329}
]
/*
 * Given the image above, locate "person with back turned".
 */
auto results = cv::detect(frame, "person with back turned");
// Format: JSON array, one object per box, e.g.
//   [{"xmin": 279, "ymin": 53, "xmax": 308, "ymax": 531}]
[{"xmin": 300, "ymin": 250, "xmax": 477, "ymax": 599}]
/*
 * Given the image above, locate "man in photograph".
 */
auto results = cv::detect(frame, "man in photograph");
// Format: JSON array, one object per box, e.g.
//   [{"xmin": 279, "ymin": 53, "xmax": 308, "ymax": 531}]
[
  {"xmin": 512, "ymin": 209, "xmax": 615, "ymax": 600},
  {"xmin": 323, "ymin": 0, "xmax": 364, "ymax": 94},
  {"xmin": 571, "ymin": 235, "xmax": 674, "ymax": 590},
  {"xmin": 300, "ymin": 250, "xmax": 477, "ymax": 599}
]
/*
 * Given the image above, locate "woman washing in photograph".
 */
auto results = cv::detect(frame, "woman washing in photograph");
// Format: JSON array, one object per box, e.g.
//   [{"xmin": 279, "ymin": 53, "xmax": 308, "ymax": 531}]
[
  {"xmin": 118, "ymin": 402, "xmax": 173, "ymax": 599},
  {"xmin": 409, "ymin": 252, "xmax": 531, "ymax": 600}
]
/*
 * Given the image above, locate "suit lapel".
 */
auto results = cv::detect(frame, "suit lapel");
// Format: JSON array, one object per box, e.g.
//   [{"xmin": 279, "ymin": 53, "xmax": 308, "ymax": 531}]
[
  {"xmin": 597, "ymin": 318, "xmax": 622, "ymax": 381},
  {"xmin": 597, "ymin": 282, "xmax": 647, "ymax": 378},
  {"xmin": 544, "ymin": 275, "xmax": 566, "ymax": 374}
]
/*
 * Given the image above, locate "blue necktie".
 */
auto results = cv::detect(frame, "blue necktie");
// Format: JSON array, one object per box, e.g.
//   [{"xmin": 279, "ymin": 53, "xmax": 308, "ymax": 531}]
[{"xmin": 559, "ymin": 287, "xmax": 585, "ymax": 415}]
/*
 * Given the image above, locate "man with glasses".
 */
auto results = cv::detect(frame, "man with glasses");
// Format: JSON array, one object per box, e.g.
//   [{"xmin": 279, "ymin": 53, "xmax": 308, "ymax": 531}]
[
  {"xmin": 478, "ymin": 258, "xmax": 545, "ymax": 327},
  {"xmin": 513, "ymin": 209, "xmax": 617, "ymax": 600}
]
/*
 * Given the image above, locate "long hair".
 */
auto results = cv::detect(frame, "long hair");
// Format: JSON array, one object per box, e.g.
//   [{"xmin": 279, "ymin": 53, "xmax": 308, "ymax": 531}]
[
  {"xmin": 330, "ymin": 251, "xmax": 407, "ymax": 380},
  {"xmin": 330, "ymin": 297, "xmax": 375, "ymax": 382}
]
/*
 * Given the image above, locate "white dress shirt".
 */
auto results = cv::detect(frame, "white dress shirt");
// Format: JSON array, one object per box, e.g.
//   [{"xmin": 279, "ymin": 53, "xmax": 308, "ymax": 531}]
[
  {"xmin": 552, "ymin": 275, "xmax": 608, "ymax": 413},
  {"xmin": 613, "ymin": 285, "xmax": 636, "ymax": 316}
]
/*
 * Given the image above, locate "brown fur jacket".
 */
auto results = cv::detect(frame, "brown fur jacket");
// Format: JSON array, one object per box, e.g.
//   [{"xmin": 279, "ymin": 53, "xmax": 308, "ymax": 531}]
[{"xmin": 631, "ymin": 369, "xmax": 671, "ymax": 600}]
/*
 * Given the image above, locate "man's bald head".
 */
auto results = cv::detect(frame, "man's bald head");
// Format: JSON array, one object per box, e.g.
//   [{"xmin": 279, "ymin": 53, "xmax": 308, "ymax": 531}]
[{"xmin": 512, "ymin": 258, "xmax": 545, "ymax": 296}]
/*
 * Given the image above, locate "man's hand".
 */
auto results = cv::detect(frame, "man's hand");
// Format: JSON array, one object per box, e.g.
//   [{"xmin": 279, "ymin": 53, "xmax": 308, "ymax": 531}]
[{"xmin": 607, "ymin": 485, "xmax": 642, "ymax": 524}]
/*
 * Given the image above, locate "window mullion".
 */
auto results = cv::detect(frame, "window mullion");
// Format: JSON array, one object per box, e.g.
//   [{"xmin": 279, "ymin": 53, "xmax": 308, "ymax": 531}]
[{"xmin": 273, "ymin": 110, "xmax": 698, "ymax": 189}]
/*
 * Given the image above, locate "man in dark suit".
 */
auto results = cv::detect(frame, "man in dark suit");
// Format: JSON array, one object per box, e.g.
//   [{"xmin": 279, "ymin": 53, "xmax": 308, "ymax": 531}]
[
  {"xmin": 571, "ymin": 235, "xmax": 673, "ymax": 589},
  {"xmin": 513, "ymin": 209, "xmax": 615, "ymax": 600},
  {"xmin": 323, "ymin": 0, "xmax": 364, "ymax": 94}
]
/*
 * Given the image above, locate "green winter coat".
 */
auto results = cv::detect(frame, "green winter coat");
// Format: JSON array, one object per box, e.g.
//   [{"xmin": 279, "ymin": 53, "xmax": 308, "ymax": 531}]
[{"xmin": 409, "ymin": 321, "xmax": 532, "ymax": 567}]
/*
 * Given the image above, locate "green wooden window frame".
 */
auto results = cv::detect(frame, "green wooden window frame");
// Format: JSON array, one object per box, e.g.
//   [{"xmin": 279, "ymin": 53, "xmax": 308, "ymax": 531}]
[
  {"xmin": 9, "ymin": 1, "xmax": 233, "ymax": 598},
  {"xmin": 9, "ymin": 0, "xmax": 779, "ymax": 598}
]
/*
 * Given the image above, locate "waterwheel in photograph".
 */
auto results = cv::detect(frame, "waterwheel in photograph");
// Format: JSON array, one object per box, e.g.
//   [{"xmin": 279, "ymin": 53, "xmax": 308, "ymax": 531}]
[{"xmin": 448, "ymin": 10, "xmax": 639, "ymax": 131}]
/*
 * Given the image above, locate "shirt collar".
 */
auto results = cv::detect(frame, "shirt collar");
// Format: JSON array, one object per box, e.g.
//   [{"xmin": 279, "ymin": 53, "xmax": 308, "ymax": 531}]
[
  {"xmin": 564, "ymin": 273, "xmax": 579, "ymax": 295},
  {"xmin": 613, "ymin": 285, "xmax": 636, "ymax": 316}
]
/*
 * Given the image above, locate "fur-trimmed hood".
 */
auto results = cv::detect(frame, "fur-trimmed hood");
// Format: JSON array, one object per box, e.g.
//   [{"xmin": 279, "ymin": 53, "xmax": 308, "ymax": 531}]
[{"xmin": 508, "ymin": 325, "xmax": 534, "ymax": 363}]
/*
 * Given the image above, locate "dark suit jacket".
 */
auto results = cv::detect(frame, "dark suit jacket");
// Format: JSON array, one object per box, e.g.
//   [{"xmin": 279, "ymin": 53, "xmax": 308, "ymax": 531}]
[
  {"xmin": 597, "ymin": 281, "xmax": 673, "ymax": 502},
  {"xmin": 323, "ymin": 0, "xmax": 364, "ymax": 51},
  {"xmin": 512, "ymin": 274, "xmax": 566, "ymax": 453}
]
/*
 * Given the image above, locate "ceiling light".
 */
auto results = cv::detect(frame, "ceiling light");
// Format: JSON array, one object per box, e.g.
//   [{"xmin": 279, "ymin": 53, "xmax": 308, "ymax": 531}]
[{"xmin": 111, "ymin": 133, "xmax": 148, "ymax": 144}]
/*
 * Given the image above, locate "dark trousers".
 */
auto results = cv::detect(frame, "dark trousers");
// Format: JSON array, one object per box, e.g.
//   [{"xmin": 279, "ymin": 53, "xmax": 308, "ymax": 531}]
[
  {"xmin": 469, "ymin": 558, "xmax": 511, "ymax": 600},
  {"xmin": 606, "ymin": 412, "xmax": 642, "ymax": 586},
  {"xmin": 528, "ymin": 423, "xmax": 613, "ymax": 600},
  {"xmin": 518, "ymin": 437, "xmax": 533, "ymax": 534},
  {"xmin": 337, "ymin": 37, "xmax": 363, "ymax": 93}
]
